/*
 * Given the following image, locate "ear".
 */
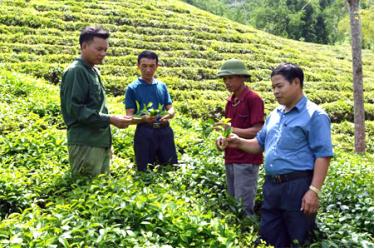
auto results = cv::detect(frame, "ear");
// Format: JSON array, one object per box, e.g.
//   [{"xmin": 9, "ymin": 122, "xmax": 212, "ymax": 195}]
[
  {"xmin": 292, "ymin": 78, "xmax": 301, "ymax": 87},
  {"xmin": 81, "ymin": 42, "xmax": 87, "ymax": 50}
]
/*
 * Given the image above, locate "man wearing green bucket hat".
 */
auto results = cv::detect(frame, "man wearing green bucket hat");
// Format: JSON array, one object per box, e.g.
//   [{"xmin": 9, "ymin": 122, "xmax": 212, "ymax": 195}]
[
  {"xmin": 219, "ymin": 63, "xmax": 333, "ymax": 247},
  {"xmin": 215, "ymin": 59, "xmax": 264, "ymax": 216}
]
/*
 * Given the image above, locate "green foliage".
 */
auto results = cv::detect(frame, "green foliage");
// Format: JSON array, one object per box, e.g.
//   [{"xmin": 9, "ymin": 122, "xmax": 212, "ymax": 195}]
[
  {"xmin": 132, "ymin": 101, "xmax": 168, "ymax": 119},
  {"xmin": 0, "ymin": 0, "xmax": 373, "ymax": 246},
  {"xmin": 312, "ymin": 150, "xmax": 374, "ymax": 247},
  {"xmin": 134, "ymin": 101, "xmax": 153, "ymax": 117},
  {"xmin": 0, "ymin": 0, "xmax": 373, "ymax": 123},
  {"xmin": 184, "ymin": 0, "xmax": 374, "ymax": 47},
  {"xmin": 215, "ymin": 117, "xmax": 232, "ymax": 138},
  {"xmin": 1, "ymin": 69, "xmax": 374, "ymax": 246},
  {"xmin": 0, "ymin": 69, "xmax": 269, "ymax": 247},
  {"xmin": 332, "ymin": 121, "xmax": 374, "ymax": 153},
  {"xmin": 338, "ymin": 6, "xmax": 374, "ymax": 49}
]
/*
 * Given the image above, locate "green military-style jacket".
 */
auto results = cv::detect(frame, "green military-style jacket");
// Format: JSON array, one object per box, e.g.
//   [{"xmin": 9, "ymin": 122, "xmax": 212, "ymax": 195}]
[{"xmin": 60, "ymin": 58, "xmax": 111, "ymax": 148}]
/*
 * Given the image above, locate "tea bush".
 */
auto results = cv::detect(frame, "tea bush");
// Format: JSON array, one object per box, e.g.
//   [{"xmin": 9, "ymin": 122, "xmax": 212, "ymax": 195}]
[
  {"xmin": 0, "ymin": 0, "xmax": 373, "ymax": 246},
  {"xmin": 0, "ymin": 70, "xmax": 373, "ymax": 247},
  {"xmin": 312, "ymin": 151, "xmax": 374, "ymax": 247}
]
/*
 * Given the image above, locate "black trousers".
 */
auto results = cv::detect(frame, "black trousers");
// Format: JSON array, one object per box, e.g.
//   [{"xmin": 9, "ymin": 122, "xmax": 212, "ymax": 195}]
[
  {"xmin": 260, "ymin": 175, "xmax": 315, "ymax": 247},
  {"xmin": 134, "ymin": 124, "xmax": 178, "ymax": 171}
]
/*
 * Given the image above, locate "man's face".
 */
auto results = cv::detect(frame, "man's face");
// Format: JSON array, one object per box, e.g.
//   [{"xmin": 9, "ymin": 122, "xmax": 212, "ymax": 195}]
[
  {"xmin": 271, "ymin": 74, "xmax": 300, "ymax": 107},
  {"xmin": 223, "ymin": 75, "xmax": 246, "ymax": 93},
  {"xmin": 138, "ymin": 58, "xmax": 158, "ymax": 81},
  {"xmin": 81, "ymin": 37, "xmax": 108, "ymax": 66}
]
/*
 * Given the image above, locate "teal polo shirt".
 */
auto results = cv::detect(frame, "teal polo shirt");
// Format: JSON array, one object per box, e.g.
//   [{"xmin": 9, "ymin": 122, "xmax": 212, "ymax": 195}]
[
  {"xmin": 124, "ymin": 78, "xmax": 172, "ymax": 112},
  {"xmin": 256, "ymin": 96, "xmax": 333, "ymax": 175}
]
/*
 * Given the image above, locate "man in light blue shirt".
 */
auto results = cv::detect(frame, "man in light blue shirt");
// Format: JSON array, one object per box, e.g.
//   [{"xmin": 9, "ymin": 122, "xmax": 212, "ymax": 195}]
[
  {"xmin": 218, "ymin": 63, "xmax": 333, "ymax": 247},
  {"xmin": 257, "ymin": 95, "xmax": 332, "ymax": 175}
]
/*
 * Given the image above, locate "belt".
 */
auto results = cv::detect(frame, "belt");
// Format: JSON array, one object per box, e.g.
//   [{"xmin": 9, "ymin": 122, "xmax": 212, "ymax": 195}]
[
  {"xmin": 138, "ymin": 122, "xmax": 169, "ymax": 129},
  {"xmin": 266, "ymin": 170, "xmax": 313, "ymax": 184}
]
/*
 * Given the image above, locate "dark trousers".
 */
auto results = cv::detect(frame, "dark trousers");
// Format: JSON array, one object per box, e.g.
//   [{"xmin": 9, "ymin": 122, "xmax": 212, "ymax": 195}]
[
  {"xmin": 134, "ymin": 124, "xmax": 178, "ymax": 171},
  {"xmin": 260, "ymin": 176, "xmax": 315, "ymax": 248}
]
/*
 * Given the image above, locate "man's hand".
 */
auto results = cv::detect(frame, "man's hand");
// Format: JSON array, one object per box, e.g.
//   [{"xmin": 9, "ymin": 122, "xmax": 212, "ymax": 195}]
[
  {"xmin": 159, "ymin": 113, "xmax": 173, "ymax": 124},
  {"xmin": 216, "ymin": 136, "xmax": 226, "ymax": 151},
  {"xmin": 141, "ymin": 115, "xmax": 157, "ymax": 124},
  {"xmin": 225, "ymin": 133, "xmax": 242, "ymax": 149},
  {"xmin": 110, "ymin": 115, "xmax": 133, "ymax": 128},
  {"xmin": 215, "ymin": 133, "xmax": 242, "ymax": 151},
  {"xmin": 301, "ymin": 190, "xmax": 319, "ymax": 215}
]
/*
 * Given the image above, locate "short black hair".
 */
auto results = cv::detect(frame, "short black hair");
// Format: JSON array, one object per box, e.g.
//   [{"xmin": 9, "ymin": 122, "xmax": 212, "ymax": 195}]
[
  {"xmin": 138, "ymin": 50, "xmax": 158, "ymax": 64},
  {"xmin": 271, "ymin": 63, "xmax": 304, "ymax": 88},
  {"xmin": 79, "ymin": 26, "xmax": 110, "ymax": 47}
]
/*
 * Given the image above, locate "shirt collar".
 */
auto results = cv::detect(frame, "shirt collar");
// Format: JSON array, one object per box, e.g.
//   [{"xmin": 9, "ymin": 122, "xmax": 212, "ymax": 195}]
[
  {"xmin": 76, "ymin": 57, "xmax": 97, "ymax": 72},
  {"xmin": 227, "ymin": 86, "xmax": 250, "ymax": 102},
  {"xmin": 138, "ymin": 77, "xmax": 158, "ymax": 85},
  {"xmin": 277, "ymin": 95, "xmax": 307, "ymax": 113}
]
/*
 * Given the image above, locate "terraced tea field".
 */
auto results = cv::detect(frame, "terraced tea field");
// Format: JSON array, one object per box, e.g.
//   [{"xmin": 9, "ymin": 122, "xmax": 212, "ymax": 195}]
[{"xmin": 0, "ymin": 0, "xmax": 373, "ymax": 247}]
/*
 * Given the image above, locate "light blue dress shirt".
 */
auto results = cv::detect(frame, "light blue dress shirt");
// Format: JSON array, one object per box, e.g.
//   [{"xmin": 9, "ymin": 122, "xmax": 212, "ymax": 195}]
[{"xmin": 256, "ymin": 96, "xmax": 333, "ymax": 175}]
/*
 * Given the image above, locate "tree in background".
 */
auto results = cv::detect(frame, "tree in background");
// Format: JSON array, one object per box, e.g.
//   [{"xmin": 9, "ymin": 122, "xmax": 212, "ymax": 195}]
[
  {"xmin": 339, "ymin": 4, "xmax": 374, "ymax": 48},
  {"xmin": 347, "ymin": 0, "xmax": 366, "ymax": 153},
  {"xmin": 183, "ymin": 0, "xmax": 373, "ymax": 48}
]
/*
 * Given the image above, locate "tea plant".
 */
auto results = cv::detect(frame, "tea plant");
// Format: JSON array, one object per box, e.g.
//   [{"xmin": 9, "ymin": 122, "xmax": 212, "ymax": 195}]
[{"xmin": 0, "ymin": 0, "xmax": 373, "ymax": 246}]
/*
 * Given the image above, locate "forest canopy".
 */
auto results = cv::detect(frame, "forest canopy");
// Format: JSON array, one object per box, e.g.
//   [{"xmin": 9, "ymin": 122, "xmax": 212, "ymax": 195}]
[{"xmin": 184, "ymin": 0, "xmax": 374, "ymax": 48}]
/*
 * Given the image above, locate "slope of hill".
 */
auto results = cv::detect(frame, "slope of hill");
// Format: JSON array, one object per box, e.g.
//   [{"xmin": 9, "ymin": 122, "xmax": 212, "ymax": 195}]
[
  {"xmin": 0, "ymin": 0, "xmax": 373, "ymax": 113},
  {"xmin": 0, "ymin": 0, "xmax": 373, "ymax": 247},
  {"xmin": 0, "ymin": 0, "xmax": 373, "ymax": 151}
]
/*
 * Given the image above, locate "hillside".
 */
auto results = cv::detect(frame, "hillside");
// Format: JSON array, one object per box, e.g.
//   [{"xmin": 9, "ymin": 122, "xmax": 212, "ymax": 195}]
[
  {"xmin": 0, "ymin": 0, "xmax": 373, "ymax": 247},
  {"xmin": 0, "ymin": 0, "xmax": 374, "ymax": 150}
]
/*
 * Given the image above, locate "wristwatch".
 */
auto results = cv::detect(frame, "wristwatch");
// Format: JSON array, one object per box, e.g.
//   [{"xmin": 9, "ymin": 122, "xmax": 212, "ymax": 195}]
[{"xmin": 309, "ymin": 185, "xmax": 321, "ymax": 196}]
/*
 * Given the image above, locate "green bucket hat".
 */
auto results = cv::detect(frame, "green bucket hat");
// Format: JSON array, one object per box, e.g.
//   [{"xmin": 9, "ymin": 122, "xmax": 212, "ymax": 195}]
[{"xmin": 217, "ymin": 59, "xmax": 250, "ymax": 77}]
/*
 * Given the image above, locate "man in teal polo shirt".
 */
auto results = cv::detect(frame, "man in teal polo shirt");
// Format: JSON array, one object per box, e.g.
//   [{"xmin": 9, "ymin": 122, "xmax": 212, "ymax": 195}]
[
  {"xmin": 124, "ymin": 50, "xmax": 177, "ymax": 171},
  {"xmin": 60, "ymin": 26, "xmax": 132, "ymax": 177},
  {"xmin": 219, "ymin": 63, "xmax": 333, "ymax": 247}
]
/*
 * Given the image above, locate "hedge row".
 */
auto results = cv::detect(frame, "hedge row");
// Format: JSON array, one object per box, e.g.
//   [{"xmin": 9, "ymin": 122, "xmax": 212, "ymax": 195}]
[
  {"xmin": 0, "ymin": 68, "xmax": 263, "ymax": 247},
  {"xmin": 2, "ymin": 60, "xmax": 372, "ymax": 124},
  {"xmin": 0, "ymin": 69, "xmax": 373, "ymax": 246}
]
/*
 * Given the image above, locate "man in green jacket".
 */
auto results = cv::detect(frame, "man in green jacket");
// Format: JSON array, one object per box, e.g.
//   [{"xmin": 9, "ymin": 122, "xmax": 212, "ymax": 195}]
[{"xmin": 60, "ymin": 26, "xmax": 132, "ymax": 177}]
